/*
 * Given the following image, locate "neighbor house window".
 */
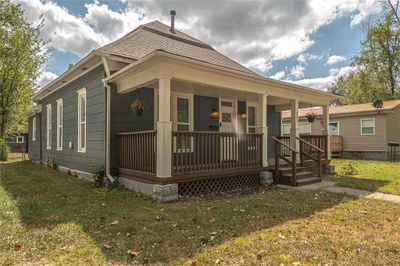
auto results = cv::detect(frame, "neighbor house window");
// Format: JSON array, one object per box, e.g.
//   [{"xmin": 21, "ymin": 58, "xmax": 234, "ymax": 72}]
[
  {"xmin": 329, "ymin": 121, "xmax": 340, "ymax": 135},
  {"xmin": 56, "ymin": 98, "xmax": 63, "ymax": 150},
  {"xmin": 16, "ymin": 136, "xmax": 24, "ymax": 143},
  {"xmin": 32, "ymin": 116, "xmax": 36, "ymax": 141},
  {"xmin": 46, "ymin": 104, "xmax": 52, "ymax": 149},
  {"xmin": 282, "ymin": 122, "xmax": 311, "ymax": 136},
  {"xmin": 247, "ymin": 105, "xmax": 256, "ymax": 133},
  {"xmin": 77, "ymin": 88, "xmax": 86, "ymax": 152},
  {"xmin": 361, "ymin": 118, "xmax": 375, "ymax": 135}
]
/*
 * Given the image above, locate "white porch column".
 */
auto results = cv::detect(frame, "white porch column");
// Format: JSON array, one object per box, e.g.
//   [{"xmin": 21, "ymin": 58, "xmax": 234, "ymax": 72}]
[
  {"xmin": 257, "ymin": 94, "xmax": 268, "ymax": 167},
  {"xmin": 290, "ymin": 99, "xmax": 300, "ymax": 153},
  {"xmin": 322, "ymin": 104, "xmax": 331, "ymax": 160},
  {"xmin": 156, "ymin": 76, "xmax": 172, "ymax": 177}
]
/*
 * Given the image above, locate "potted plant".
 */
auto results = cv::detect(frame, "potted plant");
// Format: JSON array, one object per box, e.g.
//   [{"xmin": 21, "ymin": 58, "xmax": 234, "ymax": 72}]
[
  {"xmin": 91, "ymin": 164, "xmax": 105, "ymax": 188},
  {"xmin": 305, "ymin": 112, "xmax": 317, "ymax": 122},
  {"xmin": 130, "ymin": 99, "xmax": 148, "ymax": 116}
]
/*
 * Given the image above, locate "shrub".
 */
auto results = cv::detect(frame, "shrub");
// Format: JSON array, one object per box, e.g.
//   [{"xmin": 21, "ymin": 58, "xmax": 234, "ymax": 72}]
[
  {"xmin": 91, "ymin": 164, "xmax": 105, "ymax": 188},
  {"xmin": 338, "ymin": 161, "xmax": 358, "ymax": 176},
  {"xmin": 0, "ymin": 138, "xmax": 10, "ymax": 161}
]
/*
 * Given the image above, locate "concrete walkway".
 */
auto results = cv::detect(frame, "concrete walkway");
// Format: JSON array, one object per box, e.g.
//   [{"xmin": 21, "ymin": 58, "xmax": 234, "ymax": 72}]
[{"xmin": 278, "ymin": 180, "xmax": 400, "ymax": 204}]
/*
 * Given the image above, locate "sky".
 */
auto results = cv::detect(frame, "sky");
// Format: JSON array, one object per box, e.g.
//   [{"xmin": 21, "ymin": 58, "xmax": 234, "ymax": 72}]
[{"xmin": 14, "ymin": 0, "xmax": 384, "ymax": 91}]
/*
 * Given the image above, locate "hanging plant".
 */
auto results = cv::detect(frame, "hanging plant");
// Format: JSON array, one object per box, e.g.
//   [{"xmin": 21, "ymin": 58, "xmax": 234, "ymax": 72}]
[
  {"xmin": 130, "ymin": 99, "xmax": 148, "ymax": 116},
  {"xmin": 305, "ymin": 112, "xmax": 317, "ymax": 123}
]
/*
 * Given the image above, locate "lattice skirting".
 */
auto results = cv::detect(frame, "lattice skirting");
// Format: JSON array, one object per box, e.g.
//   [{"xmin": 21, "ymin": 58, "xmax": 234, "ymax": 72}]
[{"xmin": 178, "ymin": 173, "xmax": 261, "ymax": 197}]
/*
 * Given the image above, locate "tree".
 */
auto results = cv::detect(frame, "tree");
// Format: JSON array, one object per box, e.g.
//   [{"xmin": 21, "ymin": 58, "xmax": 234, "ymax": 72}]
[
  {"xmin": 328, "ymin": 10, "xmax": 400, "ymax": 104},
  {"xmin": 0, "ymin": 0, "xmax": 47, "ymax": 138}
]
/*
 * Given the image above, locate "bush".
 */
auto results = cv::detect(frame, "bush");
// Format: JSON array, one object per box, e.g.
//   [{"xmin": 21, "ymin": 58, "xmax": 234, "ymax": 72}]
[
  {"xmin": 338, "ymin": 161, "xmax": 358, "ymax": 176},
  {"xmin": 0, "ymin": 138, "xmax": 10, "ymax": 161},
  {"xmin": 91, "ymin": 164, "xmax": 105, "ymax": 188}
]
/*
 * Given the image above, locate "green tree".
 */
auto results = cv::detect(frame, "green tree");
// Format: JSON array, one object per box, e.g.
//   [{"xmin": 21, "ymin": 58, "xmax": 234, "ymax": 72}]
[{"xmin": 0, "ymin": 0, "xmax": 47, "ymax": 139}]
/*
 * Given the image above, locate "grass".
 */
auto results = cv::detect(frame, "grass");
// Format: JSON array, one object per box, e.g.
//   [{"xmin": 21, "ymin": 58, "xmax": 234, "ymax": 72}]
[
  {"xmin": 0, "ymin": 160, "xmax": 400, "ymax": 265},
  {"xmin": 331, "ymin": 159, "xmax": 400, "ymax": 196}
]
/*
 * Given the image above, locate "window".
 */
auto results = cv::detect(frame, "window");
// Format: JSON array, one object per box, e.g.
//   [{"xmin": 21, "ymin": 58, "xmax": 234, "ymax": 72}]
[
  {"xmin": 56, "ymin": 99, "xmax": 63, "ymax": 150},
  {"xmin": 77, "ymin": 88, "xmax": 86, "ymax": 152},
  {"xmin": 174, "ymin": 94, "xmax": 193, "ymax": 152},
  {"xmin": 46, "ymin": 104, "xmax": 52, "ymax": 149},
  {"xmin": 361, "ymin": 118, "xmax": 375, "ymax": 135},
  {"xmin": 32, "ymin": 116, "xmax": 36, "ymax": 141},
  {"xmin": 247, "ymin": 105, "xmax": 256, "ymax": 133},
  {"xmin": 282, "ymin": 122, "xmax": 311, "ymax": 136},
  {"xmin": 329, "ymin": 121, "xmax": 340, "ymax": 135},
  {"xmin": 16, "ymin": 136, "xmax": 24, "ymax": 143}
]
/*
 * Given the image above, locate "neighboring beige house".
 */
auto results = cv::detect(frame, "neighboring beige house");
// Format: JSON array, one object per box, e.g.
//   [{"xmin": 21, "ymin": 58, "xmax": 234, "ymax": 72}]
[{"xmin": 282, "ymin": 100, "xmax": 400, "ymax": 160}]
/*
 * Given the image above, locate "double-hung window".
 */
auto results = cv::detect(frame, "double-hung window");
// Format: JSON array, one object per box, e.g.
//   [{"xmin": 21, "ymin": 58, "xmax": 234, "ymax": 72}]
[
  {"xmin": 282, "ymin": 122, "xmax": 311, "ymax": 136},
  {"xmin": 329, "ymin": 122, "xmax": 340, "ymax": 135},
  {"xmin": 46, "ymin": 104, "xmax": 52, "ymax": 149},
  {"xmin": 247, "ymin": 105, "xmax": 257, "ymax": 133},
  {"xmin": 361, "ymin": 118, "xmax": 375, "ymax": 135},
  {"xmin": 77, "ymin": 88, "xmax": 86, "ymax": 152},
  {"xmin": 32, "ymin": 116, "xmax": 36, "ymax": 141},
  {"xmin": 56, "ymin": 99, "xmax": 63, "ymax": 150}
]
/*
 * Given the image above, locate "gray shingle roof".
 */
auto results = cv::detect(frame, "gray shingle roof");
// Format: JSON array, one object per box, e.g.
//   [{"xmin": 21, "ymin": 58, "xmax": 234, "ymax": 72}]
[{"xmin": 98, "ymin": 20, "xmax": 256, "ymax": 75}]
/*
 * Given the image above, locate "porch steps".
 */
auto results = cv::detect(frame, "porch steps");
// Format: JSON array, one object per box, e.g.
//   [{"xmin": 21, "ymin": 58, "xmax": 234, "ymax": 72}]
[{"xmin": 269, "ymin": 165, "xmax": 322, "ymax": 187}]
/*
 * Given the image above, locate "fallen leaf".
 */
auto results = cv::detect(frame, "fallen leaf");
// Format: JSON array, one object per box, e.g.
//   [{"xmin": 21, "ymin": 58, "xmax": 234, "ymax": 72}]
[
  {"xmin": 14, "ymin": 243, "xmax": 22, "ymax": 249},
  {"xmin": 156, "ymin": 215, "xmax": 161, "ymax": 221},
  {"xmin": 191, "ymin": 261, "xmax": 197, "ymax": 266},
  {"xmin": 191, "ymin": 217, "xmax": 197, "ymax": 224},
  {"xmin": 110, "ymin": 220, "xmax": 119, "ymax": 225},
  {"xmin": 103, "ymin": 243, "xmax": 112, "ymax": 249},
  {"xmin": 127, "ymin": 250, "xmax": 139, "ymax": 257}
]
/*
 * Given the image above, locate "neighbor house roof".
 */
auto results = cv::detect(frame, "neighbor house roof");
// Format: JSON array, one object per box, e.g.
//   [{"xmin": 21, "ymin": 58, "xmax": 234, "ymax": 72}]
[
  {"xmin": 281, "ymin": 100, "xmax": 400, "ymax": 119},
  {"xmin": 98, "ymin": 20, "xmax": 256, "ymax": 75}
]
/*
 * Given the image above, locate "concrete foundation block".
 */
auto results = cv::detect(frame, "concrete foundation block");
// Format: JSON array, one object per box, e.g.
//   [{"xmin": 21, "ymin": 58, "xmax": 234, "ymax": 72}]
[
  {"xmin": 325, "ymin": 164, "xmax": 336, "ymax": 175},
  {"xmin": 260, "ymin": 171, "xmax": 274, "ymax": 186}
]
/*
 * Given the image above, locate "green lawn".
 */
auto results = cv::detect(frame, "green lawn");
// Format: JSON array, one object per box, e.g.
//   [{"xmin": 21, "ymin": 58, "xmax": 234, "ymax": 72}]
[
  {"xmin": 1, "ymin": 161, "xmax": 400, "ymax": 265},
  {"xmin": 331, "ymin": 159, "xmax": 400, "ymax": 195}
]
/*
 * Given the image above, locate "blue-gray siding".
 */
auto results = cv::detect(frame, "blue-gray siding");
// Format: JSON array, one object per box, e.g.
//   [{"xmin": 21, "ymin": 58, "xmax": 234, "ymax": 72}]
[
  {"xmin": 28, "ymin": 66, "xmax": 106, "ymax": 173},
  {"xmin": 194, "ymin": 95, "xmax": 219, "ymax": 131},
  {"xmin": 267, "ymin": 105, "xmax": 281, "ymax": 159}
]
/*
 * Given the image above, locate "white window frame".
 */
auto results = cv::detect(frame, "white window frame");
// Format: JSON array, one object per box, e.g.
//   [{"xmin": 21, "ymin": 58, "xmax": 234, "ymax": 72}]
[
  {"xmin": 56, "ymin": 98, "xmax": 63, "ymax": 150},
  {"xmin": 172, "ymin": 93, "xmax": 194, "ymax": 153},
  {"xmin": 329, "ymin": 121, "xmax": 340, "ymax": 136},
  {"xmin": 77, "ymin": 88, "xmax": 87, "ymax": 153},
  {"xmin": 281, "ymin": 122, "xmax": 311, "ymax": 135},
  {"xmin": 46, "ymin": 104, "xmax": 52, "ymax": 149},
  {"xmin": 32, "ymin": 116, "xmax": 36, "ymax": 141},
  {"xmin": 360, "ymin": 118, "xmax": 375, "ymax": 136},
  {"xmin": 16, "ymin": 136, "xmax": 24, "ymax": 143},
  {"xmin": 247, "ymin": 103, "xmax": 257, "ymax": 133}
]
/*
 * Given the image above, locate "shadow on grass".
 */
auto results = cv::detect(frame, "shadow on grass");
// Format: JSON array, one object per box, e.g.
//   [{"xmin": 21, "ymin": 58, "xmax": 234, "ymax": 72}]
[
  {"xmin": 334, "ymin": 175, "xmax": 391, "ymax": 192},
  {"xmin": 1, "ymin": 161, "xmax": 352, "ymax": 264}
]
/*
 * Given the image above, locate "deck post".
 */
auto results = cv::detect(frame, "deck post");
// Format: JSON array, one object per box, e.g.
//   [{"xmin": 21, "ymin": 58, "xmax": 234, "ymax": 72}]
[
  {"xmin": 156, "ymin": 76, "xmax": 172, "ymax": 178},
  {"xmin": 257, "ymin": 94, "xmax": 268, "ymax": 167},
  {"xmin": 290, "ymin": 99, "xmax": 299, "ymax": 162},
  {"xmin": 322, "ymin": 104, "xmax": 331, "ymax": 160}
]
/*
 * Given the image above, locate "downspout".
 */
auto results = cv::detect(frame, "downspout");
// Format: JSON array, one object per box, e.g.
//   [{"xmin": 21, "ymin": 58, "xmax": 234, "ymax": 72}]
[{"xmin": 102, "ymin": 56, "xmax": 115, "ymax": 183}]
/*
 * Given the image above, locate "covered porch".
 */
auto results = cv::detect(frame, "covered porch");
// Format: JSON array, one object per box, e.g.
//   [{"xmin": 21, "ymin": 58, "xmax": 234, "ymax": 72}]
[{"xmin": 104, "ymin": 51, "xmax": 336, "ymax": 196}]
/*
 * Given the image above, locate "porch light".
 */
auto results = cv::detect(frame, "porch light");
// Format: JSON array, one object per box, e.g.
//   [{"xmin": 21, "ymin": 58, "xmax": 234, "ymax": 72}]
[
  {"xmin": 239, "ymin": 112, "xmax": 248, "ymax": 120},
  {"xmin": 210, "ymin": 109, "xmax": 219, "ymax": 118}
]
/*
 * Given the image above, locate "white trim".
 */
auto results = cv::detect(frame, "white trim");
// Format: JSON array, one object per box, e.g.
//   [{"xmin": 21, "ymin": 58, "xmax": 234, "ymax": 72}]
[
  {"xmin": 172, "ymin": 92, "xmax": 194, "ymax": 131},
  {"xmin": 46, "ymin": 104, "xmax": 52, "ymax": 149},
  {"xmin": 16, "ymin": 136, "xmax": 24, "ymax": 143},
  {"xmin": 360, "ymin": 118, "xmax": 375, "ymax": 135},
  {"xmin": 56, "ymin": 98, "xmax": 63, "ymax": 150},
  {"xmin": 32, "ymin": 116, "xmax": 36, "ymax": 141},
  {"xmin": 329, "ymin": 121, "xmax": 340, "ymax": 136},
  {"xmin": 247, "ymin": 102, "xmax": 257, "ymax": 133},
  {"xmin": 77, "ymin": 88, "xmax": 87, "ymax": 153}
]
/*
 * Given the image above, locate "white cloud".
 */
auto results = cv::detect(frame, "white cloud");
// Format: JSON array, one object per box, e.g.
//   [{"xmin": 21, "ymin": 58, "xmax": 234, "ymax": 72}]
[
  {"xmin": 290, "ymin": 65, "xmax": 305, "ymax": 79},
  {"xmin": 326, "ymin": 55, "xmax": 347, "ymax": 65},
  {"xmin": 287, "ymin": 66, "xmax": 354, "ymax": 90},
  {"xmin": 14, "ymin": 0, "xmax": 381, "ymax": 74},
  {"xmin": 37, "ymin": 71, "xmax": 58, "ymax": 87},
  {"xmin": 270, "ymin": 71, "xmax": 285, "ymax": 80},
  {"xmin": 297, "ymin": 53, "xmax": 322, "ymax": 63}
]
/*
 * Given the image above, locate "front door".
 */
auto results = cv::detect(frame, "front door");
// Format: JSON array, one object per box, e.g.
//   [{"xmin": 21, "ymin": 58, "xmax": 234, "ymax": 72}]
[{"xmin": 220, "ymin": 99, "xmax": 237, "ymax": 161}]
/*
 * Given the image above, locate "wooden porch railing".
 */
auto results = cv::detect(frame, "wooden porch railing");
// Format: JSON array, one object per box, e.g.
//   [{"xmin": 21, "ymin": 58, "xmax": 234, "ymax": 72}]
[
  {"xmin": 271, "ymin": 136, "xmax": 298, "ymax": 184},
  {"xmin": 277, "ymin": 135, "xmax": 328, "ymax": 159},
  {"xmin": 117, "ymin": 130, "xmax": 157, "ymax": 174},
  {"xmin": 297, "ymin": 137, "xmax": 323, "ymax": 177},
  {"xmin": 172, "ymin": 131, "xmax": 263, "ymax": 175}
]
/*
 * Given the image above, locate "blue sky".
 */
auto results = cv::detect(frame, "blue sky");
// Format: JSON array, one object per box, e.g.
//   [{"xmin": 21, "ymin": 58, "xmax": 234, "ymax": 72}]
[{"xmin": 15, "ymin": 0, "xmax": 383, "ymax": 90}]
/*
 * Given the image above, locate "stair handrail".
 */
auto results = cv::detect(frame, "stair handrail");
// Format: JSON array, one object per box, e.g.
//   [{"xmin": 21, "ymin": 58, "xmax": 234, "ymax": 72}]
[
  {"xmin": 271, "ymin": 136, "xmax": 299, "ymax": 184},
  {"xmin": 296, "ymin": 137, "xmax": 323, "ymax": 177}
]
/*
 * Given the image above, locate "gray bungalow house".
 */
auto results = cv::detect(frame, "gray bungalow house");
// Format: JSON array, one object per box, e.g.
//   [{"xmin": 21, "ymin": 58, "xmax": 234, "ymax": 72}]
[{"xmin": 24, "ymin": 14, "xmax": 339, "ymax": 201}]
